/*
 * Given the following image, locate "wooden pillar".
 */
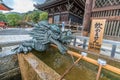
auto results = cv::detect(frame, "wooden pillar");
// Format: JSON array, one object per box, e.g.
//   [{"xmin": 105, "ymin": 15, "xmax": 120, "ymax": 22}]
[{"xmin": 82, "ymin": 0, "xmax": 93, "ymax": 36}]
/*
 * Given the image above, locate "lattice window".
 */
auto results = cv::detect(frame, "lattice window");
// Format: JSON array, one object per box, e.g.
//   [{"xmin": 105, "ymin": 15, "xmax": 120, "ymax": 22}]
[
  {"xmin": 92, "ymin": 9, "xmax": 120, "ymax": 17},
  {"xmin": 95, "ymin": 0, "xmax": 120, "ymax": 8},
  {"xmin": 104, "ymin": 21, "xmax": 120, "ymax": 37},
  {"xmin": 54, "ymin": 15, "xmax": 60, "ymax": 24}
]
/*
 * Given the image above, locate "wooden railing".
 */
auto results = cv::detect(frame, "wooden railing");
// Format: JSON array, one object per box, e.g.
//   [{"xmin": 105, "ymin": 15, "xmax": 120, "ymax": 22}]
[
  {"xmin": 0, "ymin": 35, "xmax": 120, "ymax": 59},
  {"xmin": 54, "ymin": 21, "xmax": 82, "ymax": 27},
  {"xmin": 72, "ymin": 36, "xmax": 120, "ymax": 58},
  {"xmin": 54, "ymin": 21, "xmax": 82, "ymax": 32}
]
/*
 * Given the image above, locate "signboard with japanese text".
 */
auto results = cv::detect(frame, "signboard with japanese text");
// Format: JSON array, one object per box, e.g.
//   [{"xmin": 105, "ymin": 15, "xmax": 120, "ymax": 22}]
[{"xmin": 88, "ymin": 19, "xmax": 106, "ymax": 53}]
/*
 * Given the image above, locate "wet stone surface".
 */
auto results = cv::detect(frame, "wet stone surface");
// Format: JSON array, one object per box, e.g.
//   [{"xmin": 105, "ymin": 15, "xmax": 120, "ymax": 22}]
[{"xmin": 0, "ymin": 54, "xmax": 21, "ymax": 80}]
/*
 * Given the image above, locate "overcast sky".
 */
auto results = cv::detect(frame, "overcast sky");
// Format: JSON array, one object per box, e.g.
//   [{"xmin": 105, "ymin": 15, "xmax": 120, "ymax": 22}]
[{"xmin": 2, "ymin": 0, "xmax": 45, "ymax": 13}]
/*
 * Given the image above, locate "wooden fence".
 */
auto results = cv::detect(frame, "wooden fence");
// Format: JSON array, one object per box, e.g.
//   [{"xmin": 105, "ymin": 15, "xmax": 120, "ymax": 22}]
[{"xmin": 72, "ymin": 36, "xmax": 120, "ymax": 58}]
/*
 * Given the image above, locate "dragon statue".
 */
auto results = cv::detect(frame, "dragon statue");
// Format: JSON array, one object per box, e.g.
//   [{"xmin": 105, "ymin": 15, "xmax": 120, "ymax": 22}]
[{"xmin": 13, "ymin": 21, "xmax": 74, "ymax": 54}]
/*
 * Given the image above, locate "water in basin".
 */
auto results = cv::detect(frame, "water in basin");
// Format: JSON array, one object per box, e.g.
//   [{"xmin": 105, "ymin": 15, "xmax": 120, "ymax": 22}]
[{"xmin": 32, "ymin": 47, "xmax": 120, "ymax": 80}]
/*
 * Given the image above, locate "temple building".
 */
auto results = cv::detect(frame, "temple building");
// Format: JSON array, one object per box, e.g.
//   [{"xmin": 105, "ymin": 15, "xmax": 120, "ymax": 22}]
[
  {"xmin": 35, "ymin": 0, "xmax": 120, "ymax": 41},
  {"xmin": 34, "ymin": 0, "xmax": 86, "ymax": 31},
  {"xmin": 91, "ymin": 0, "xmax": 120, "ymax": 41},
  {"xmin": 0, "ymin": 0, "xmax": 12, "ymax": 11},
  {"xmin": 0, "ymin": 0, "xmax": 12, "ymax": 29}
]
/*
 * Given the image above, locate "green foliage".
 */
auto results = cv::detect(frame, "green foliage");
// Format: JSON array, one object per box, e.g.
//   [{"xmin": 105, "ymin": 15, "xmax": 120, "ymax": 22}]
[
  {"xmin": 23, "ymin": 10, "xmax": 48, "ymax": 23},
  {"xmin": 0, "ymin": 10, "xmax": 48, "ymax": 27},
  {"xmin": 0, "ymin": 13, "xmax": 7, "ymax": 22},
  {"xmin": 39, "ymin": 12, "xmax": 48, "ymax": 21},
  {"xmin": 23, "ymin": 13, "xmax": 33, "ymax": 22},
  {"xmin": 32, "ymin": 11, "xmax": 40, "ymax": 23},
  {"xmin": 6, "ymin": 13, "xmax": 22, "ymax": 26}
]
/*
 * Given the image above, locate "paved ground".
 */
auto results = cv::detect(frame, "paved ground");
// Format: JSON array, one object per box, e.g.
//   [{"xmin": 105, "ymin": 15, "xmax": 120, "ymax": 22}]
[
  {"xmin": 0, "ymin": 28, "xmax": 32, "ymax": 57},
  {"xmin": 0, "ymin": 28, "xmax": 32, "ymax": 35}
]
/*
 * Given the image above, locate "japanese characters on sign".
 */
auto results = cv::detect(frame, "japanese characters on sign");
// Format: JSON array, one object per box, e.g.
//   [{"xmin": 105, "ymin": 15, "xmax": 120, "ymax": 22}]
[{"xmin": 88, "ymin": 19, "xmax": 106, "ymax": 53}]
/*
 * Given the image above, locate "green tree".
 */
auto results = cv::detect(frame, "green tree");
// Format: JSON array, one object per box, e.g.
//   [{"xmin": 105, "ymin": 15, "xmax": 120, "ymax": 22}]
[
  {"xmin": 0, "ymin": 13, "xmax": 7, "ymax": 22},
  {"xmin": 32, "ymin": 11, "xmax": 40, "ymax": 23},
  {"xmin": 6, "ymin": 13, "xmax": 22, "ymax": 26},
  {"xmin": 23, "ymin": 13, "xmax": 33, "ymax": 22},
  {"xmin": 23, "ymin": 10, "xmax": 48, "ymax": 23},
  {"xmin": 39, "ymin": 12, "xmax": 48, "ymax": 21}
]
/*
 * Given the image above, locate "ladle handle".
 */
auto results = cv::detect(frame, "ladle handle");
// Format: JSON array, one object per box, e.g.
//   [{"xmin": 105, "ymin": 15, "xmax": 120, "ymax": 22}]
[
  {"xmin": 60, "ymin": 57, "xmax": 82, "ymax": 80},
  {"xmin": 96, "ymin": 65, "xmax": 102, "ymax": 80}
]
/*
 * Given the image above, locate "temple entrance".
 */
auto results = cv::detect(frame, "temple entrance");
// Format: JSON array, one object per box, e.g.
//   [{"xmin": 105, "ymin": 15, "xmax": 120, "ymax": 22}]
[{"xmin": 35, "ymin": 0, "xmax": 86, "ymax": 33}]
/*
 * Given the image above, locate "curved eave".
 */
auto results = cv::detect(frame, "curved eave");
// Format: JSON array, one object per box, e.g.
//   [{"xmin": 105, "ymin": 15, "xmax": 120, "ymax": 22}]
[
  {"xmin": 0, "ymin": 3, "xmax": 13, "ymax": 11},
  {"xmin": 34, "ymin": 0, "xmax": 66, "ymax": 10}
]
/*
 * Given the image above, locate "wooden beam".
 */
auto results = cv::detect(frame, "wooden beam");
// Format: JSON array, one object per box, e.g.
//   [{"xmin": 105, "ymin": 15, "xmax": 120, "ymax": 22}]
[
  {"xmin": 69, "ymin": 12, "xmax": 83, "ymax": 18},
  {"xmin": 78, "ymin": 0, "xmax": 85, "ymax": 7},
  {"xmin": 61, "ymin": 11, "xmax": 69, "ymax": 14},
  {"xmin": 67, "ymin": 50, "xmax": 120, "ymax": 75},
  {"xmin": 54, "ymin": 12, "xmax": 61, "ymax": 15},
  {"xmin": 57, "ymin": 6, "xmax": 62, "ymax": 12},
  {"xmin": 104, "ymin": 36, "xmax": 120, "ymax": 41},
  {"xmin": 92, "ymin": 0, "xmax": 96, "ymax": 8},
  {"xmin": 40, "ymin": 0, "xmax": 67, "ymax": 11},
  {"xmin": 74, "ymin": 0, "xmax": 84, "ymax": 10},
  {"xmin": 66, "ymin": 1, "xmax": 74, "ymax": 11},
  {"xmin": 74, "ymin": 7, "xmax": 79, "ymax": 13},
  {"xmin": 82, "ymin": 0, "xmax": 93, "ymax": 36},
  {"xmin": 91, "ymin": 16, "xmax": 120, "ymax": 21},
  {"xmin": 92, "ymin": 5, "xmax": 120, "ymax": 12},
  {"xmin": 48, "ymin": 13, "xmax": 54, "ymax": 16},
  {"xmin": 51, "ymin": 44, "xmax": 120, "ymax": 75}
]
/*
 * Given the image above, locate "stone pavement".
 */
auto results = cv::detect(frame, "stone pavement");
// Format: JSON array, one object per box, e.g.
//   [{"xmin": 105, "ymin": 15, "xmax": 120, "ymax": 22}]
[{"xmin": 0, "ymin": 28, "xmax": 32, "ymax": 35}]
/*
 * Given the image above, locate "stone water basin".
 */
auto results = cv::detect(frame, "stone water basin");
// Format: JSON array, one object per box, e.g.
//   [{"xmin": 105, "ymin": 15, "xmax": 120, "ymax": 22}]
[
  {"xmin": 32, "ymin": 46, "xmax": 120, "ymax": 80},
  {"xmin": 0, "ymin": 46, "xmax": 120, "ymax": 80}
]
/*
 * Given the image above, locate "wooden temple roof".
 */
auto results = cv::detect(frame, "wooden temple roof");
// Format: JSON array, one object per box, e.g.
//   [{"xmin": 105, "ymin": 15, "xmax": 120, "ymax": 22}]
[
  {"xmin": 34, "ymin": 0, "xmax": 85, "ymax": 11},
  {"xmin": 0, "ymin": 1, "xmax": 12, "ymax": 11},
  {"xmin": 34, "ymin": 0, "xmax": 65, "ymax": 10}
]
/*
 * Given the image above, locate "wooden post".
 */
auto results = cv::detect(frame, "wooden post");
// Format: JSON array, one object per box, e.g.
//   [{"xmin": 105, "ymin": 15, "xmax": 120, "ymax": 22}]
[
  {"xmin": 111, "ymin": 45, "xmax": 117, "ymax": 58},
  {"xmin": 73, "ymin": 37, "xmax": 76, "ymax": 47},
  {"xmin": 96, "ymin": 59, "xmax": 106, "ymax": 80},
  {"xmin": 96, "ymin": 65, "xmax": 102, "ymax": 80},
  {"xmin": 83, "ymin": 39, "xmax": 87, "ymax": 49},
  {"xmin": 83, "ymin": 0, "xmax": 93, "ymax": 36}
]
